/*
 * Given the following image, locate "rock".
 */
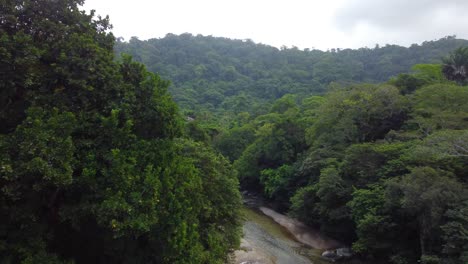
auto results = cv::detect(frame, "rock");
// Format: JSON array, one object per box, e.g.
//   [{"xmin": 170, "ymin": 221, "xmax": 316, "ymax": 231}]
[
  {"xmin": 322, "ymin": 250, "xmax": 338, "ymax": 260},
  {"xmin": 336, "ymin": 247, "xmax": 353, "ymax": 258},
  {"xmin": 240, "ymin": 246, "xmax": 253, "ymax": 252},
  {"xmin": 322, "ymin": 248, "xmax": 353, "ymax": 261}
]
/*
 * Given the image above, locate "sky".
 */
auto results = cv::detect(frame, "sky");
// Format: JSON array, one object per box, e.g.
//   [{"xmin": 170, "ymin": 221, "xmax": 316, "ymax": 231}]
[{"xmin": 83, "ymin": 0, "xmax": 468, "ymax": 51}]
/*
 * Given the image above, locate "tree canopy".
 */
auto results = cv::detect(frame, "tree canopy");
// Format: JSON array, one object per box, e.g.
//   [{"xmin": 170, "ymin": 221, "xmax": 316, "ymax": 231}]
[
  {"xmin": 213, "ymin": 59, "xmax": 468, "ymax": 263},
  {"xmin": 116, "ymin": 34, "xmax": 468, "ymax": 122},
  {"xmin": 2, "ymin": 1, "xmax": 468, "ymax": 264},
  {"xmin": 0, "ymin": 1, "xmax": 241, "ymax": 263}
]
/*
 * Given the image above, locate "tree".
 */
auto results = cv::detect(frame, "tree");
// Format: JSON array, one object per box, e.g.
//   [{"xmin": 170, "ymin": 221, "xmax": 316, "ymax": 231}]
[
  {"xmin": 389, "ymin": 64, "xmax": 445, "ymax": 94},
  {"xmin": 441, "ymin": 200, "xmax": 468, "ymax": 263},
  {"xmin": 411, "ymin": 84, "xmax": 468, "ymax": 135},
  {"xmin": 442, "ymin": 46, "xmax": 468, "ymax": 84},
  {"xmin": 214, "ymin": 124, "xmax": 255, "ymax": 162},
  {"xmin": 0, "ymin": 0, "xmax": 115, "ymax": 133},
  {"xmin": 308, "ymin": 84, "xmax": 409, "ymax": 148},
  {"xmin": 260, "ymin": 164, "xmax": 294, "ymax": 199},
  {"xmin": 348, "ymin": 185, "xmax": 394, "ymax": 256},
  {"xmin": 175, "ymin": 139, "xmax": 242, "ymax": 263},
  {"xmin": 233, "ymin": 95, "xmax": 306, "ymax": 191},
  {"xmin": 0, "ymin": 1, "xmax": 241, "ymax": 263},
  {"xmin": 393, "ymin": 167, "xmax": 465, "ymax": 259}
]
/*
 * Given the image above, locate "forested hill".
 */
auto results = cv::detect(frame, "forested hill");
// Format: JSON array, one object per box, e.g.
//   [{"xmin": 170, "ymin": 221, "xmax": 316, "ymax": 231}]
[
  {"xmin": 115, "ymin": 34, "xmax": 468, "ymax": 114},
  {"xmin": 118, "ymin": 35, "xmax": 468, "ymax": 263}
]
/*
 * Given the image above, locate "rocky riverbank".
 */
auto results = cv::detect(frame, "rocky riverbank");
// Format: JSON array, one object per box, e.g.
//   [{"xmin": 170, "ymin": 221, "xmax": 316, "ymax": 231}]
[
  {"xmin": 231, "ymin": 193, "xmax": 353, "ymax": 264},
  {"xmin": 258, "ymin": 207, "xmax": 342, "ymax": 250}
]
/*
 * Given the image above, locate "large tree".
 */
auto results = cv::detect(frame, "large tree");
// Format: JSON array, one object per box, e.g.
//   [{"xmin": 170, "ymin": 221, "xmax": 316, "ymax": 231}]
[{"xmin": 0, "ymin": 1, "xmax": 241, "ymax": 263}]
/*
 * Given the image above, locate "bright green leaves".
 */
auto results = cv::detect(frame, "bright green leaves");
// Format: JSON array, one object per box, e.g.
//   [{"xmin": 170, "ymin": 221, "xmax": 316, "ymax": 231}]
[
  {"xmin": 260, "ymin": 165, "xmax": 294, "ymax": 199},
  {"xmin": 348, "ymin": 185, "xmax": 391, "ymax": 254},
  {"xmin": 411, "ymin": 64, "xmax": 445, "ymax": 83},
  {"xmin": 411, "ymin": 84, "xmax": 468, "ymax": 134},
  {"xmin": 389, "ymin": 64, "xmax": 445, "ymax": 94}
]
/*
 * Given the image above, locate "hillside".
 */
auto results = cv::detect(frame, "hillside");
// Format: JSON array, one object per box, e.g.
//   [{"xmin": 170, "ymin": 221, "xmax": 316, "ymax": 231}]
[
  {"xmin": 3, "ymin": 1, "xmax": 468, "ymax": 264},
  {"xmin": 119, "ymin": 35, "xmax": 468, "ymax": 263},
  {"xmin": 116, "ymin": 34, "xmax": 468, "ymax": 116}
]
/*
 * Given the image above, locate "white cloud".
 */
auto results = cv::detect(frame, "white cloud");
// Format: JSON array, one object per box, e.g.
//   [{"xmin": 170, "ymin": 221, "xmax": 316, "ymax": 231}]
[
  {"xmin": 333, "ymin": 0, "xmax": 468, "ymax": 47},
  {"xmin": 82, "ymin": 0, "xmax": 468, "ymax": 50}
]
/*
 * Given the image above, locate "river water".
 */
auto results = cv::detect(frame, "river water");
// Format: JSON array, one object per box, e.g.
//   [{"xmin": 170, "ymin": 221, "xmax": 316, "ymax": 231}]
[{"xmin": 232, "ymin": 196, "xmax": 349, "ymax": 264}]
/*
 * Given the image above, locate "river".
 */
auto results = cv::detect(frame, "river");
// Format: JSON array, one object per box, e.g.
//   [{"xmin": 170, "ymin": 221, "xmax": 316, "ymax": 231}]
[{"xmin": 232, "ymin": 195, "xmax": 351, "ymax": 264}]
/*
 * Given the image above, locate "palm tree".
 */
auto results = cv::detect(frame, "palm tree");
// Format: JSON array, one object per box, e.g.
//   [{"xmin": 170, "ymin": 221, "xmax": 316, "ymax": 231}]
[{"xmin": 442, "ymin": 47, "xmax": 468, "ymax": 85}]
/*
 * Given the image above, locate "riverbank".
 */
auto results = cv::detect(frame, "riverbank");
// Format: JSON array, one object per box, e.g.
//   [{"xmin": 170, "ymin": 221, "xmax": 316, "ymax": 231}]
[
  {"xmin": 232, "ymin": 207, "xmax": 316, "ymax": 264},
  {"xmin": 258, "ymin": 207, "xmax": 343, "ymax": 250},
  {"xmin": 232, "ymin": 204, "xmax": 349, "ymax": 264}
]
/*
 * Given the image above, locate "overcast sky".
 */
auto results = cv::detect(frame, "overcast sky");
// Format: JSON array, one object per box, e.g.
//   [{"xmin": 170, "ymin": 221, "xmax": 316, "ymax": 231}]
[{"xmin": 83, "ymin": 0, "xmax": 468, "ymax": 50}]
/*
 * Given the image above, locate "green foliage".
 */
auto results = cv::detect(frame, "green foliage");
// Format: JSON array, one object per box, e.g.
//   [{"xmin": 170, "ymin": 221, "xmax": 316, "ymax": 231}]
[
  {"xmin": 442, "ymin": 46, "xmax": 468, "ymax": 84},
  {"xmin": 260, "ymin": 165, "xmax": 294, "ymax": 199},
  {"xmin": 222, "ymin": 47, "xmax": 468, "ymax": 263},
  {"xmin": 411, "ymin": 84, "xmax": 468, "ymax": 134},
  {"xmin": 341, "ymin": 142, "xmax": 411, "ymax": 186},
  {"xmin": 5, "ymin": 1, "xmax": 468, "ymax": 264},
  {"xmin": 390, "ymin": 73, "xmax": 430, "ymax": 94},
  {"xmin": 441, "ymin": 201, "xmax": 468, "ymax": 263},
  {"xmin": 308, "ymin": 84, "xmax": 409, "ymax": 147},
  {"xmin": 0, "ymin": 1, "xmax": 241, "ymax": 263},
  {"xmin": 420, "ymin": 255, "xmax": 441, "ymax": 264},
  {"xmin": 116, "ymin": 34, "xmax": 468, "ymax": 121},
  {"xmin": 214, "ymin": 124, "xmax": 255, "ymax": 161},
  {"xmin": 411, "ymin": 64, "xmax": 445, "ymax": 83},
  {"xmin": 289, "ymin": 166, "xmax": 353, "ymax": 239},
  {"xmin": 391, "ymin": 167, "xmax": 465, "ymax": 256},
  {"xmin": 290, "ymin": 185, "xmax": 321, "ymax": 226},
  {"xmin": 233, "ymin": 95, "xmax": 306, "ymax": 192},
  {"xmin": 348, "ymin": 185, "xmax": 391, "ymax": 254},
  {"xmin": 174, "ymin": 139, "xmax": 242, "ymax": 263},
  {"xmin": 115, "ymin": 37, "xmax": 468, "ymax": 264},
  {"xmin": 316, "ymin": 167, "xmax": 349, "ymax": 211},
  {"xmin": 407, "ymin": 130, "xmax": 468, "ymax": 171},
  {"xmin": 389, "ymin": 64, "xmax": 445, "ymax": 94}
]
